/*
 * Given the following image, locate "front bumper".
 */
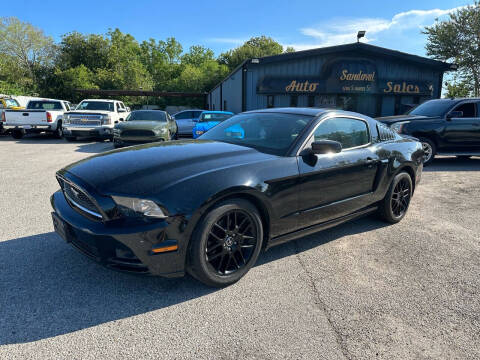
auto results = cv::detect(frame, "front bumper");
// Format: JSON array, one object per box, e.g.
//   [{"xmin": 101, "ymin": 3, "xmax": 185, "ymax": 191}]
[
  {"xmin": 63, "ymin": 126, "xmax": 113, "ymax": 138},
  {"xmin": 51, "ymin": 190, "xmax": 186, "ymax": 277},
  {"xmin": 114, "ymin": 135, "xmax": 165, "ymax": 146}
]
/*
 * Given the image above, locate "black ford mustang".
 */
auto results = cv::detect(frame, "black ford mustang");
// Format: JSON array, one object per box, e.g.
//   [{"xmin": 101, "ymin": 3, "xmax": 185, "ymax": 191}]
[{"xmin": 51, "ymin": 108, "xmax": 424, "ymax": 287}]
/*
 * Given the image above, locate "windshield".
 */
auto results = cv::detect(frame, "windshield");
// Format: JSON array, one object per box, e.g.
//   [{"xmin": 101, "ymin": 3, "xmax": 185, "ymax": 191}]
[
  {"xmin": 5, "ymin": 99, "xmax": 19, "ymax": 107},
  {"xmin": 77, "ymin": 101, "xmax": 114, "ymax": 111},
  {"xmin": 27, "ymin": 101, "xmax": 63, "ymax": 110},
  {"xmin": 408, "ymin": 100, "xmax": 455, "ymax": 117},
  {"xmin": 199, "ymin": 112, "xmax": 312, "ymax": 156},
  {"xmin": 127, "ymin": 111, "xmax": 166, "ymax": 121},
  {"xmin": 200, "ymin": 113, "xmax": 233, "ymax": 122}
]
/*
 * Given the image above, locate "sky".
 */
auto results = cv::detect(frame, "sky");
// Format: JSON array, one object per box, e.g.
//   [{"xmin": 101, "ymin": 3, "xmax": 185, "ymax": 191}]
[{"xmin": 4, "ymin": 0, "xmax": 472, "ymax": 57}]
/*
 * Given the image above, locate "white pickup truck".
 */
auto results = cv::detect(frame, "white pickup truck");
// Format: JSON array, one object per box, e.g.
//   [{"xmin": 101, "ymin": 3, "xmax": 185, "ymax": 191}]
[
  {"xmin": 2, "ymin": 99, "xmax": 72, "ymax": 139},
  {"xmin": 62, "ymin": 99, "xmax": 130, "ymax": 141}
]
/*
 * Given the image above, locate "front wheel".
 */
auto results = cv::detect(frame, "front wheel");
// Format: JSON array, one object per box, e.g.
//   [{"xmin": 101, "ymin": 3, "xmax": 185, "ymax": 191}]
[
  {"xmin": 419, "ymin": 137, "xmax": 436, "ymax": 166},
  {"xmin": 187, "ymin": 199, "xmax": 264, "ymax": 287},
  {"xmin": 378, "ymin": 172, "xmax": 413, "ymax": 224}
]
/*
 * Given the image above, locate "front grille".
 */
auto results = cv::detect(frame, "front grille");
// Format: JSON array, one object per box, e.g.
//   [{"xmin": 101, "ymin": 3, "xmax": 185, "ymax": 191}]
[
  {"xmin": 69, "ymin": 119, "xmax": 101, "ymax": 126},
  {"xmin": 57, "ymin": 175, "xmax": 103, "ymax": 220},
  {"xmin": 121, "ymin": 129, "xmax": 155, "ymax": 137}
]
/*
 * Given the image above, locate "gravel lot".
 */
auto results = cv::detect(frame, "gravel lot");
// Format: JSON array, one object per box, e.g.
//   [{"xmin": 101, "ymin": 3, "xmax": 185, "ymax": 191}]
[{"xmin": 1, "ymin": 134, "xmax": 479, "ymax": 360}]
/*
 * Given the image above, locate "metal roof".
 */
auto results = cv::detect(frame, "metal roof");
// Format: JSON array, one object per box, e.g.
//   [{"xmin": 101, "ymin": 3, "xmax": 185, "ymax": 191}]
[{"xmin": 209, "ymin": 42, "xmax": 454, "ymax": 94}]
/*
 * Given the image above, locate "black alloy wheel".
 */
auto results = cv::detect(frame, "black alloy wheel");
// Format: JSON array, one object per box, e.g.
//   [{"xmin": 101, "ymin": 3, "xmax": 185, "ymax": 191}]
[
  {"xmin": 188, "ymin": 199, "xmax": 263, "ymax": 287},
  {"xmin": 390, "ymin": 177, "xmax": 411, "ymax": 218},
  {"xmin": 378, "ymin": 172, "xmax": 413, "ymax": 224},
  {"xmin": 206, "ymin": 210, "xmax": 257, "ymax": 275}
]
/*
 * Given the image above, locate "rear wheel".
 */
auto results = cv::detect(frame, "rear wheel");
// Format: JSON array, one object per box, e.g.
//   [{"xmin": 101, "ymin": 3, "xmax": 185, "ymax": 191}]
[
  {"xmin": 11, "ymin": 129, "xmax": 24, "ymax": 139},
  {"xmin": 187, "ymin": 199, "xmax": 263, "ymax": 287},
  {"xmin": 53, "ymin": 121, "xmax": 63, "ymax": 138},
  {"xmin": 418, "ymin": 137, "xmax": 436, "ymax": 166},
  {"xmin": 378, "ymin": 172, "xmax": 413, "ymax": 224}
]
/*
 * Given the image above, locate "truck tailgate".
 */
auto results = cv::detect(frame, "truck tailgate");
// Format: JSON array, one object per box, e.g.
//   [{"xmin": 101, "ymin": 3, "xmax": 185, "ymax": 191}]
[{"xmin": 5, "ymin": 110, "xmax": 49, "ymax": 126}]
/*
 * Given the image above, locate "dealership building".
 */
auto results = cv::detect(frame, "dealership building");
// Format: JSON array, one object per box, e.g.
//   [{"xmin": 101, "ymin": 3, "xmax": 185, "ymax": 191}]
[{"xmin": 207, "ymin": 42, "xmax": 453, "ymax": 117}]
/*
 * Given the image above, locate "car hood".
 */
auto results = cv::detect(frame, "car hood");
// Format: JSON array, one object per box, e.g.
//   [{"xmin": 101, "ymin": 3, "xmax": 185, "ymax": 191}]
[
  {"xmin": 116, "ymin": 121, "xmax": 166, "ymax": 130},
  {"xmin": 62, "ymin": 140, "xmax": 277, "ymax": 196},
  {"xmin": 376, "ymin": 114, "xmax": 437, "ymax": 125}
]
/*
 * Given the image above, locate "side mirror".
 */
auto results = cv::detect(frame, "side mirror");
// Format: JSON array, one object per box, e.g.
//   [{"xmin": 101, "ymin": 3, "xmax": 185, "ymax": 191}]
[
  {"xmin": 447, "ymin": 110, "xmax": 463, "ymax": 119},
  {"xmin": 310, "ymin": 140, "xmax": 342, "ymax": 154}
]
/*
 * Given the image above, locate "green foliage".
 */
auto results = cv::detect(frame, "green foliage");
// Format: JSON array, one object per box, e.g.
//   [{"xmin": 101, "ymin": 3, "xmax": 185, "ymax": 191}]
[
  {"xmin": 0, "ymin": 18, "xmax": 297, "ymax": 108},
  {"xmin": 444, "ymin": 80, "xmax": 473, "ymax": 98},
  {"xmin": 424, "ymin": 2, "xmax": 480, "ymax": 96},
  {"xmin": 218, "ymin": 36, "xmax": 289, "ymax": 70}
]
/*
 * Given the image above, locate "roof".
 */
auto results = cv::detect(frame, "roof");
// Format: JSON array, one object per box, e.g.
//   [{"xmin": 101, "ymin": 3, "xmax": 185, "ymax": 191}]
[
  {"xmin": 201, "ymin": 110, "xmax": 234, "ymax": 114},
  {"xmin": 209, "ymin": 42, "xmax": 454, "ymax": 94},
  {"xmin": 81, "ymin": 99, "xmax": 119, "ymax": 102},
  {"xmin": 244, "ymin": 107, "xmax": 329, "ymax": 117}
]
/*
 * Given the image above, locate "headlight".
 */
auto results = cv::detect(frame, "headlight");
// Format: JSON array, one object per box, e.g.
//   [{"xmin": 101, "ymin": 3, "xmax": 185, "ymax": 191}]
[
  {"xmin": 112, "ymin": 196, "xmax": 168, "ymax": 218},
  {"xmin": 155, "ymin": 127, "xmax": 167, "ymax": 134},
  {"xmin": 102, "ymin": 115, "xmax": 111, "ymax": 124},
  {"xmin": 64, "ymin": 115, "xmax": 70, "ymax": 124},
  {"xmin": 195, "ymin": 130, "xmax": 204, "ymax": 135},
  {"xmin": 390, "ymin": 121, "xmax": 410, "ymax": 133}
]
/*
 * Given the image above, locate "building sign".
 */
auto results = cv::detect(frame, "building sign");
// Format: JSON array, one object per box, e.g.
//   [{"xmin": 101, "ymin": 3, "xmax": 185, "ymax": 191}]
[{"xmin": 257, "ymin": 58, "xmax": 433, "ymax": 96}]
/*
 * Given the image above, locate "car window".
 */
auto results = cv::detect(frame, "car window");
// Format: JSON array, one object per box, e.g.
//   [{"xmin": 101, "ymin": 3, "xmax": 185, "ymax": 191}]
[
  {"xmin": 452, "ymin": 102, "xmax": 477, "ymax": 117},
  {"xmin": 27, "ymin": 101, "xmax": 63, "ymax": 110},
  {"xmin": 313, "ymin": 117, "xmax": 369, "ymax": 149},
  {"xmin": 200, "ymin": 112, "xmax": 312, "ymax": 156},
  {"xmin": 5, "ymin": 99, "xmax": 19, "ymax": 107},
  {"xmin": 193, "ymin": 111, "xmax": 203, "ymax": 118},
  {"xmin": 77, "ymin": 101, "xmax": 114, "ymax": 111},
  {"xmin": 126, "ymin": 111, "xmax": 166, "ymax": 121},
  {"xmin": 200, "ymin": 113, "xmax": 233, "ymax": 122},
  {"xmin": 174, "ymin": 111, "xmax": 191, "ymax": 120}
]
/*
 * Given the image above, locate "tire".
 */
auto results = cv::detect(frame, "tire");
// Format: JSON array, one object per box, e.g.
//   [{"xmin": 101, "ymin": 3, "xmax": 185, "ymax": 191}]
[
  {"xmin": 187, "ymin": 199, "xmax": 264, "ymax": 287},
  {"xmin": 418, "ymin": 137, "xmax": 436, "ymax": 166},
  {"xmin": 64, "ymin": 136, "xmax": 76, "ymax": 142},
  {"xmin": 11, "ymin": 129, "xmax": 24, "ymax": 139},
  {"xmin": 53, "ymin": 121, "xmax": 63, "ymax": 138},
  {"xmin": 378, "ymin": 172, "xmax": 413, "ymax": 224}
]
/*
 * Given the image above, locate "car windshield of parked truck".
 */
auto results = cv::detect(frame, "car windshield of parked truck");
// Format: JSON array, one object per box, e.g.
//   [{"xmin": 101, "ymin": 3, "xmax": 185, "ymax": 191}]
[
  {"xmin": 127, "ymin": 111, "xmax": 166, "ymax": 121},
  {"xmin": 5, "ymin": 99, "xmax": 19, "ymax": 107},
  {"xmin": 27, "ymin": 101, "xmax": 63, "ymax": 110},
  {"xmin": 77, "ymin": 101, "xmax": 114, "ymax": 111},
  {"xmin": 200, "ymin": 112, "xmax": 312, "ymax": 156},
  {"xmin": 407, "ymin": 100, "xmax": 455, "ymax": 117},
  {"xmin": 200, "ymin": 113, "xmax": 233, "ymax": 122}
]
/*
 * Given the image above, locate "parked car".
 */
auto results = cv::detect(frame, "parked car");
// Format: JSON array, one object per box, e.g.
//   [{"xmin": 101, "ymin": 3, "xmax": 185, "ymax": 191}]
[
  {"xmin": 63, "ymin": 99, "xmax": 130, "ymax": 141},
  {"xmin": 172, "ymin": 109, "xmax": 204, "ymax": 137},
  {"xmin": 2, "ymin": 99, "xmax": 72, "ymax": 139},
  {"xmin": 51, "ymin": 108, "xmax": 423, "ymax": 287},
  {"xmin": 0, "ymin": 96, "xmax": 24, "ymax": 134},
  {"xmin": 378, "ymin": 98, "xmax": 480, "ymax": 165},
  {"xmin": 113, "ymin": 110, "xmax": 177, "ymax": 148},
  {"xmin": 192, "ymin": 111, "xmax": 234, "ymax": 138}
]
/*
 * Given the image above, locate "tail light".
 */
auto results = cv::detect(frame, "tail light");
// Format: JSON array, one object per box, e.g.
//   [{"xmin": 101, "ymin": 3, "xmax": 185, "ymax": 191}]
[
  {"xmin": 46, "ymin": 112, "xmax": 52, "ymax": 123},
  {"xmin": 1, "ymin": 112, "xmax": 5, "ymax": 122}
]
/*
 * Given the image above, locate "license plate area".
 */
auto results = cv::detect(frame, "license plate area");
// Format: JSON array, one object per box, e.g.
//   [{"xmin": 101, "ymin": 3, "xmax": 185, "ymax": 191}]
[{"xmin": 52, "ymin": 212, "xmax": 70, "ymax": 243}]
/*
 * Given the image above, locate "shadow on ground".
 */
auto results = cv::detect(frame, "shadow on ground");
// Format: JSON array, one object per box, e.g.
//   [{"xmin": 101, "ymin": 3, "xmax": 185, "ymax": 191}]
[
  {"xmin": 425, "ymin": 156, "xmax": 480, "ymax": 172},
  {"xmin": 0, "ymin": 216, "xmax": 387, "ymax": 345}
]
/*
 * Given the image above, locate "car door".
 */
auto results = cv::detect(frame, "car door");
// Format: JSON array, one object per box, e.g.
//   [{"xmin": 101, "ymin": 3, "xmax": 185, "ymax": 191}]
[
  {"xmin": 175, "ymin": 111, "xmax": 193, "ymax": 134},
  {"xmin": 443, "ymin": 101, "xmax": 480, "ymax": 149},
  {"xmin": 297, "ymin": 116, "xmax": 380, "ymax": 229}
]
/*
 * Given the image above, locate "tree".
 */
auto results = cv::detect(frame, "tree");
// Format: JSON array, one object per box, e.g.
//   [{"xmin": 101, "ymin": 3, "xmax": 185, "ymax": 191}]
[
  {"xmin": 0, "ymin": 17, "xmax": 55, "ymax": 87},
  {"xmin": 219, "ymin": 36, "xmax": 291, "ymax": 70},
  {"xmin": 444, "ymin": 80, "xmax": 473, "ymax": 98},
  {"xmin": 57, "ymin": 32, "xmax": 110, "ymax": 71},
  {"xmin": 424, "ymin": 2, "xmax": 480, "ymax": 96}
]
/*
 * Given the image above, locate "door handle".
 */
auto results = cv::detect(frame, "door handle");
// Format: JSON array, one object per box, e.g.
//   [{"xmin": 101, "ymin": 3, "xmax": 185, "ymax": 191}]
[{"xmin": 22, "ymin": 113, "xmax": 29, "ymax": 116}]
